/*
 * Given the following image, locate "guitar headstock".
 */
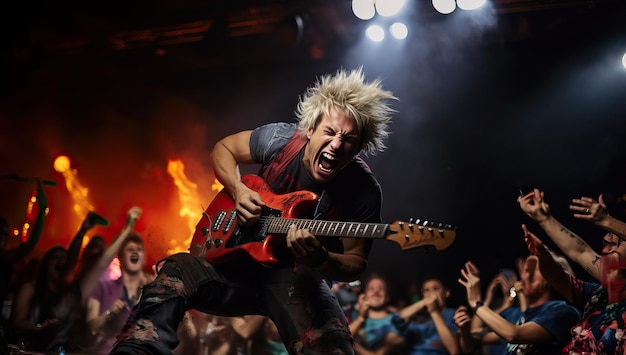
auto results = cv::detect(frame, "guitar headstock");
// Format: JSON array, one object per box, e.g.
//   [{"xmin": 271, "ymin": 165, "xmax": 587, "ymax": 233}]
[{"xmin": 385, "ymin": 219, "xmax": 456, "ymax": 251}]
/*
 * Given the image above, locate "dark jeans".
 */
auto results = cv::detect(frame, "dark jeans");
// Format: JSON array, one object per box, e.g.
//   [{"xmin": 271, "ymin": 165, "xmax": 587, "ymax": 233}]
[{"xmin": 109, "ymin": 253, "xmax": 353, "ymax": 355}]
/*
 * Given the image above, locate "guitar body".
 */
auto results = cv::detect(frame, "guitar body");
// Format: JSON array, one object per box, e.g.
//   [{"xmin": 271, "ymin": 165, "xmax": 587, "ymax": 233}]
[{"xmin": 189, "ymin": 175, "xmax": 319, "ymax": 266}]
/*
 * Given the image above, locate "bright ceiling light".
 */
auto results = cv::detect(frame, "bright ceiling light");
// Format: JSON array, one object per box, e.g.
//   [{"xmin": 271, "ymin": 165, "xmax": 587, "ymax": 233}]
[
  {"xmin": 457, "ymin": 0, "xmax": 487, "ymax": 11},
  {"xmin": 432, "ymin": 0, "xmax": 456, "ymax": 14},
  {"xmin": 389, "ymin": 22, "xmax": 408, "ymax": 40},
  {"xmin": 366, "ymin": 25, "xmax": 385, "ymax": 42},
  {"xmin": 352, "ymin": 0, "xmax": 376, "ymax": 20},
  {"xmin": 622, "ymin": 52, "xmax": 626, "ymax": 70},
  {"xmin": 375, "ymin": 0, "xmax": 406, "ymax": 17}
]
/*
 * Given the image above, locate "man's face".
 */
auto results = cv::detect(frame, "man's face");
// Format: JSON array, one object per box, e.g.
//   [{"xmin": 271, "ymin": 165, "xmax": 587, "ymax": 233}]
[
  {"xmin": 119, "ymin": 241, "xmax": 145, "ymax": 275},
  {"xmin": 303, "ymin": 107, "xmax": 361, "ymax": 183},
  {"xmin": 602, "ymin": 233, "xmax": 626, "ymax": 258},
  {"xmin": 600, "ymin": 233, "xmax": 626, "ymax": 302},
  {"xmin": 421, "ymin": 279, "xmax": 447, "ymax": 308},
  {"xmin": 364, "ymin": 278, "xmax": 387, "ymax": 309},
  {"xmin": 521, "ymin": 256, "xmax": 550, "ymax": 299}
]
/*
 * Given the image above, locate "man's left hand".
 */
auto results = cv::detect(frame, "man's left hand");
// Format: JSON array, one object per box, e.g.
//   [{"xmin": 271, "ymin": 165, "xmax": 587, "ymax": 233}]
[{"xmin": 286, "ymin": 224, "xmax": 328, "ymax": 267}]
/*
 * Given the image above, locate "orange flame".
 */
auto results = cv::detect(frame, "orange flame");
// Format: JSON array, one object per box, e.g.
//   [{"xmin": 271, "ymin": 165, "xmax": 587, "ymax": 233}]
[
  {"xmin": 54, "ymin": 155, "xmax": 95, "ymax": 217},
  {"xmin": 167, "ymin": 160, "xmax": 203, "ymax": 253}
]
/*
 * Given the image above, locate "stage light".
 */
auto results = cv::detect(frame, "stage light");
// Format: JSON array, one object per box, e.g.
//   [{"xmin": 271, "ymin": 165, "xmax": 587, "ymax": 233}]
[
  {"xmin": 375, "ymin": 0, "xmax": 406, "ymax": 17},
  {"xmin": 432, "ymin": 0, "xmax": 456, "ymax": 14},
  {"xmin": 457, "ymin": 0, "xmax": 487, "ymax": 11},
  {"xmin": 352, "ymin": 0, "xmax": 375, "ymax": 20},
  {"xmin": 366, "ymin": 25, "xmax": 385, "ymax": 42},
  {"xmin": 622, "ymin": 52, "xmax": 626, "ymax": 70},
  {"xmin": 390, "ymin": 22, "xmax": 408, "ymax": 40}
]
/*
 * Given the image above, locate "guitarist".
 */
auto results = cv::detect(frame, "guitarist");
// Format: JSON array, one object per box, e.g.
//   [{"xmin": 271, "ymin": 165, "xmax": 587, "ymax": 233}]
[{"xmin": 111, "ymin": 67, "xmax": 397, "ymax": 355}]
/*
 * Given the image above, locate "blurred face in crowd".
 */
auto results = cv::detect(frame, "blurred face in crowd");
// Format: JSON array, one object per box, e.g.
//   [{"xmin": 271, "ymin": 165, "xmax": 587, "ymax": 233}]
[
  {"xmin": 520, "ymin": 256, "xmax": 550, "ymax": 300},
  {"xmin": 364, "ymin": 277, "xmax": 388, "ymax": 310},
  {"xmin": 600, "ymin": 233, "xmax": 626, "ymax": 302},
  {"xmin": 119, "ymin": 241, "xmax": 145, "ymax": 275},
  {"xmin": 46, "ymin": 248, "xmax": 68, "ymax": 283},
  {"xmin": 602, "ymin": 233, "xmax": 626, "ymax": 260},
  {"xmin": 421, "ymin": 279, "xmax": 448, "ymax": 308}
]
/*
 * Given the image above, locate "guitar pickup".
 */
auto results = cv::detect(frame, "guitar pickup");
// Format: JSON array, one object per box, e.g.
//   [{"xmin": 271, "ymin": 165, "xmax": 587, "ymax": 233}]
[
  {"xmin": 212, "ymin": 210, "xmax": 227, "ymax": 232},
  {"xmin": 223, "ymin": 209, "xmax": 237, "ymax": 233}
]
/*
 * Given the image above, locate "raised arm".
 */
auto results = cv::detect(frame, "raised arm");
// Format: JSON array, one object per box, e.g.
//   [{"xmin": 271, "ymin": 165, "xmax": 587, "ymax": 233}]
[
  {"xmin": 522, "ymin": 224, "xmax": 575, "ymax": 303},
  {"xmin": 425, "ymin": 296, "xmax": 460, "ymax": 355},
  {"xmin": 570, "ymin": 194, "xmax": 626, "ymax": 240},
  {"xmin": 459, "ymin": 261, "xmax": 553, "ymax": 345},
  {"xmin": 81, "ymin": 206, "xmax": 142, "ymax": 304},
  {"xmin": 10, "ymin": 181, "xmax": 48, "ymax": 263},
  {"xmin": 518, "ymin": 189, "xmax": 602, "ymax": 281},
  {"xmin": 63, "ymin": 211, "xmax": 99, "ymax": 283}
]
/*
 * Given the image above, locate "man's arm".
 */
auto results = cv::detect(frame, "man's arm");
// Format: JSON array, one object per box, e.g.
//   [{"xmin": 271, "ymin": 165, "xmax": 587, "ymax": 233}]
[
  {"xmin": 571, "ymin": 194, "xmax": 626, "ymax": 240},
  {"xmin": 80, "ymin": 207, "xmax": 141, "ymax": 305},
  {"xmin": 210, "ymin": 130, "xmax": 266, "ymax": 226},
  {"xmin": 523, "ymin": 224, "xmax": 576, "ymax": 303},
  {"xmin": 518, "ymin": 189, "xmax": 602, "ymax": 281},
  {"xmin": 454, "ymin": 306, "xmax": 479, "ymax": 354},
  {"xmin": 10, "ymin": 181, "xmax": 48, "ymax": 263},
  {"xmin": 313, "ymin": 238, "xmax": 371, "ymax": 282},
  {"xmin": 429, "ymin": 310, "xmax": 459, "ymax": 355}
]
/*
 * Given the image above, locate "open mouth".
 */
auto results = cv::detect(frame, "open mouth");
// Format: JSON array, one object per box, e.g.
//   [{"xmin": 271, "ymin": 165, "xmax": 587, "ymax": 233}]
[
  {"xmin": 130, "ymin": 255, "xmax": 139, "ymax": 264},
  {"xmin": 318, "ymin": 152, "xmax": 339, "ymax": 173}
]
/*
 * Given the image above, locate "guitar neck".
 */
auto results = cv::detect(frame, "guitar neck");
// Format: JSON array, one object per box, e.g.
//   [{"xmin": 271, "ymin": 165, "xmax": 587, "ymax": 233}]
[{"xmin": 267, "ymin": 217, "xmax": 389, "ymax": 239}]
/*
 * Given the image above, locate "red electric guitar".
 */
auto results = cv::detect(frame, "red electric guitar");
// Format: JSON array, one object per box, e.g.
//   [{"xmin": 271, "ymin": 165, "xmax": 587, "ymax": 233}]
[{"xmin": 189, "ymin": 174, "xmax": 456, "ymax": 267}]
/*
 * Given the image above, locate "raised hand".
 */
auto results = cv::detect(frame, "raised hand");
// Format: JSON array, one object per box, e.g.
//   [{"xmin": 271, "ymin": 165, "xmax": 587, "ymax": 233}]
[
  {"xmin": 459, "ymin": 261, "xmax": 483, "ymax": 307},
  {"xmin": 453, "ymin": 305, "xmax": 471, "ymax": 329},
  {"xmin": 518, "ymin": 188, "xmax": 551, "ymax": 223},
  {"xmin": 126, "ymin": 206, "xmax": 142, "ymax": 228},
  {"xmin": 422, "ymin": 293, "xmax": 440, "ymax": 313},
  {"xmin": 522, "ymin": 224, "xmax": 543, "ymax": 255},
  {"xmin": 356, "ymin": 293, "xmax": 370, "ymax": 319},
  {"xmin": 570, "ymin": 194, "xmax": 609, "ymax": 223},
  {"xmin": 35, "ymin": 180, "xmax": 48, "ymax": 209}
]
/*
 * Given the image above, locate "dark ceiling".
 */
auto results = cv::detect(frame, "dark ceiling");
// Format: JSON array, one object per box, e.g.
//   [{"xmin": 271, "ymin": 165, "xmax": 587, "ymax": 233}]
[{"xmin": 3, "ymin": 0, "xmax": 625, "ymax": 72}]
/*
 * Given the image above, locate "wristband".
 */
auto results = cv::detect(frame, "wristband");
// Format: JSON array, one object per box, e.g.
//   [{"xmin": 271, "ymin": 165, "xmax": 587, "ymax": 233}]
[{"xmin": 471, "ymin": 301, "xmax": 484, "ymax": 313}]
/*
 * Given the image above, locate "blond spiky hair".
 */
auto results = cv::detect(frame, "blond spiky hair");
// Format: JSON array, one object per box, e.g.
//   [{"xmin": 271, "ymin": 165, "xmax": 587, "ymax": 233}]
[{"xmin": 295, "ymin": 67, "xmax": 397, "ymax": 156}]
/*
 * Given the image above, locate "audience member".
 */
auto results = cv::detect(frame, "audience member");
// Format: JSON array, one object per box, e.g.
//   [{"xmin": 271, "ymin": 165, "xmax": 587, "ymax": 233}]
[
  {"xmin": 474, "ymin": 267, "xmax": 524, "ymax": 355},
  {"xmin": 11, "ymin": 207, "xmax": 141, "ymax": 352},
  {"xmin": 87, "ymin": 226, "xmax": 147, "ymax": 354},
  {"xmin": 0, "ymin": 181, "xmax": 48, "ymax": 349},
  {"xmin": 349, "ymin": 273, "xmax": 404, "ymax": 355},
  {"xmin": 393, "ymin": 278, "xmax": 460, "ymax": 354},
  {"xmin": 455, "ymin": 258, "xmax": 579, "ymax": 354},
  {"xmin": 519, "ymin": 189, "xmax": 626, "ymax": 353}
]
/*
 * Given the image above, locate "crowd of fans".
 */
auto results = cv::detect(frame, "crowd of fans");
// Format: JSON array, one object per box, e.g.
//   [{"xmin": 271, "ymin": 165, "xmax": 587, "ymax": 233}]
[{"xmin": 2, "ymin": 182, "xmax": 625, "ymax": 354}]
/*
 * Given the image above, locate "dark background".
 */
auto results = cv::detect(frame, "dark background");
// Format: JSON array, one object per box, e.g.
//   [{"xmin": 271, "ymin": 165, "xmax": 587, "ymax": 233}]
[{"xmin": 1, "ymin": 0, "xmax": 626, "ymax": 306}]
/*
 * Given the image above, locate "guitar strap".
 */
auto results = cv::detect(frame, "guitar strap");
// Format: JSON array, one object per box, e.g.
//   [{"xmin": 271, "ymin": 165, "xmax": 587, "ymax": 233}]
[
  {"xmin": 259, "ymin": 132, "xmax": 333, "ymax": 220},
  {"xmin": 258, "ymin": 132, "xmax": 307, "ymax": 185}
]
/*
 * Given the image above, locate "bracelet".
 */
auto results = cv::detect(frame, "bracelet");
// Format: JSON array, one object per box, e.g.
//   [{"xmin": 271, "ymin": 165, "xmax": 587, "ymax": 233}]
[{"xmin": 471, "ymin": 301, "xmax": 484, "ymax": 313}]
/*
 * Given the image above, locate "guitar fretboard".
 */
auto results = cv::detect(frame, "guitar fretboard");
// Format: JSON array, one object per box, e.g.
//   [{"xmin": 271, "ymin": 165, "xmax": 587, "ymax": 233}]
[{"xmin": 266, "ymin": 217, "xmax": 389, "ymax": 239}]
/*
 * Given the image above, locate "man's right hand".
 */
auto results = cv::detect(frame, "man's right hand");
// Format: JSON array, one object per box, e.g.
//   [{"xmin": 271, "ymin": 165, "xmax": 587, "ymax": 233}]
[
  {"xmin": 518, "ymin": 188, "xmax": 551, "ymax": 223},
  {"xmin": 234, "ymin": 183, "xmax": 265, "ymax": 226},
  {"xmin": 126, "ymin": 206, "xmax": 142, "ymax": 228}
]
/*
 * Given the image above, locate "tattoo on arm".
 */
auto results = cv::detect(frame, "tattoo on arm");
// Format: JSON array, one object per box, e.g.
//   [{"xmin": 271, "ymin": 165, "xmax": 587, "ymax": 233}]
[
  {"xmin": 559, "ymin": 227, "xmax": 577, "ymax": 239},
  {"xmin": 591, "ymin": 256, "xmax": 601, "ymax": 265}
]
